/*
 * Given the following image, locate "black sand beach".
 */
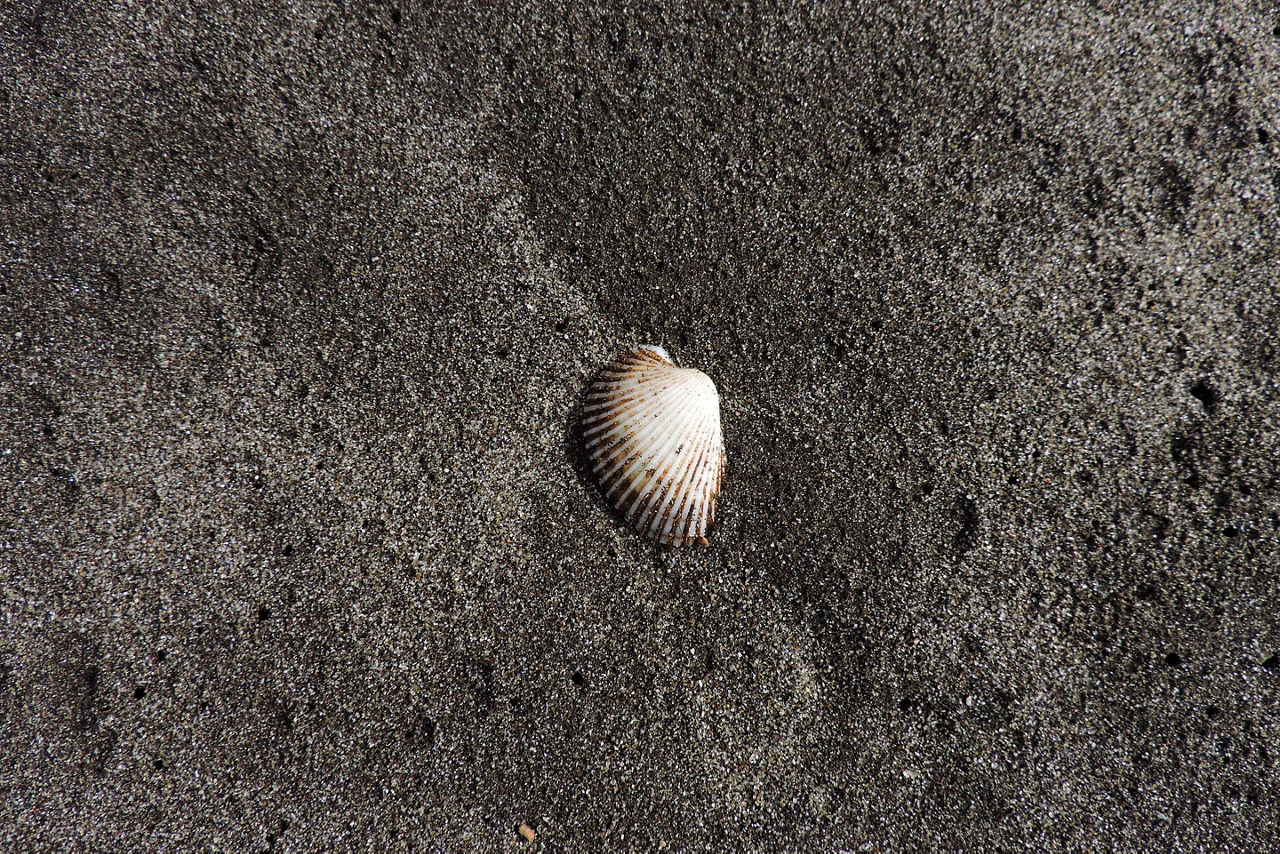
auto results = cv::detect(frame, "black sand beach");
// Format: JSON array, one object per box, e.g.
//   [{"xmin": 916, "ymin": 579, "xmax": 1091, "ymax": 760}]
[{"xmin": 2, "ymin": 1, "xmax": 1278, "ymax": 849}]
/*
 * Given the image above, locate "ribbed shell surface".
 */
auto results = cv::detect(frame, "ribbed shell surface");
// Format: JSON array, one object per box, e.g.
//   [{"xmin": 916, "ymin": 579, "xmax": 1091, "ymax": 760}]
[{"xmin": 582, "ymin": 346, "xmax": 725, "ymax": 545}]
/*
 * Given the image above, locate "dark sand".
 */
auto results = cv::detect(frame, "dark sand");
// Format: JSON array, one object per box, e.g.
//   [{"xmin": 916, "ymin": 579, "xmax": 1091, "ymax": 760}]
[{"xmin": 3, "ymin": 1, "xmax": 1278, "ymax": 849}]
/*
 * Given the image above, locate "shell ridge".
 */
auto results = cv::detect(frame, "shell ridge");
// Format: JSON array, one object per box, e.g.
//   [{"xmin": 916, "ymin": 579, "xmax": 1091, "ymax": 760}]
[
  {"xmin": 584, "ymin": 382, "xmax": 674, "ymax": 456},
  {"xmin": 628, "ymin": 401, "xmax": 707, "ymax": 536},
  {"xmin": 583, "ymin": 387, "xmax": 667, "ymax": 441},
  {"xmin": 639, "ymin": 436, "xmax": 700, "ymax": 538},
  {"xmin": 649, "ymin": 413, "xmax": 718, "ymax": 540},
  {"xmin": 685, "ymin": 433, "xmax": 720, "ymax": 540},
  {"xmin": 591, "ymin": 392, "xmax": 680, "ymax": 486},
  {"xmin": 621, "ymin": 382, "xmax": 707, "ymax": 518},
  {"xmin": 698, "ymin": 436, "xmax": 726, "ymax": 532},
  {"xmin": 583, "ymin": 372, "xmax": 677, "ymax": 429},
  {"xmin": 593, "ymin": 381, "xmax": 680, "ymax": 460},
  {"xmin": 589, "ymin": 375, "xmax": 699, "ymax": 480},
  {"xmin": 679, "ymin": 430, "xmax": 719, "ymax": 542},
  {"xmin": 682, "ymin": 429, "xmax": 723, "ymax": 539},
  {"xmin": 649, "ymin": 425, "xmax": 711, "ymax": 541},
  {"xmin": 664, "ymin": 432, "xmax": 712, "ymax": 543},
  {"xmin": 610, "ymin": 387, "xmax": 707, "ymax": 525},
  {"xmin": 639, "ymin": 385, "xmax": 720, "ymax": 543}
]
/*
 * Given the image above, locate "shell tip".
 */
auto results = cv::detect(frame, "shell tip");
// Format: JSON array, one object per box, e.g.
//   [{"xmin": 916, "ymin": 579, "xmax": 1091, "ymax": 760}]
[{"xmin": 637, "ymin": 343, "xmax": 673, "ymax": 363}]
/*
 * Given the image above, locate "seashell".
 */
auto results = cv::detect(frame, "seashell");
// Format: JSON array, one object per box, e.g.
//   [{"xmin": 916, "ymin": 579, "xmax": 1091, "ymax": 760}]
[{"xmin": 582, "ymin": 345, "xmax": 725, "ymax": 545}]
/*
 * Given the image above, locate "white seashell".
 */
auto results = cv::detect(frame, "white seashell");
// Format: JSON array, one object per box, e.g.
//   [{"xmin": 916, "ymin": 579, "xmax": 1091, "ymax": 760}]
[{"xmin": 582, "ymin": 345, "xmax": 725, "ymax": 546}]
